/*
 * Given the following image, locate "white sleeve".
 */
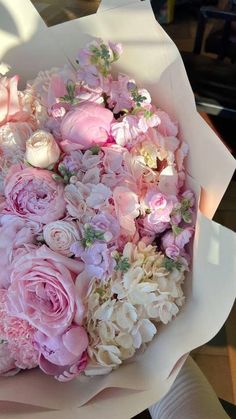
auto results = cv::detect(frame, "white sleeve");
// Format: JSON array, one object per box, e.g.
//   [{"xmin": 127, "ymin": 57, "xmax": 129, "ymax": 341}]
[{"xmin": 149, "ymin": 357, "xmax": 229, "ymax": 419}]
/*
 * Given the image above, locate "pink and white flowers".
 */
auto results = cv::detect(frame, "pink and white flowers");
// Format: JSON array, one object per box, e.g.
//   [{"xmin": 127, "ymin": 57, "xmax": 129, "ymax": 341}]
[{"xmin": 0, "ymin": 39, "xmax": 195, "ymax": 381}]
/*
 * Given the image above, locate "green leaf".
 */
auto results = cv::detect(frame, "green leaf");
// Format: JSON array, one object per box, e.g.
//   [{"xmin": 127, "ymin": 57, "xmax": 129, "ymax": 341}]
[
  {"xmin": 172, "ymin": 225, "xmax": 183, "ymax": 236},
  {"xmin": 162, "ymin": 257, "xmax": 182, "ymax": 272},
  {"xmin": 90, "ymin": 144, "xmax": 101, "ymax": 155},
  {"xmin": 52, "ymin": 174, "xmax": 65, "ymax": 183},
  {"xmin": 115, "ymin": 257, "xmax": 131, "ymax": 272},
  {"xmin": 182, "ymin": 210, "xmax": 192, "ymax": 224}
]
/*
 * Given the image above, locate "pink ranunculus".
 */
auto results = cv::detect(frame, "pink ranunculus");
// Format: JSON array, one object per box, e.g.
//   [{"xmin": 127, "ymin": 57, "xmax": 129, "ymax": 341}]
[
  {"xmin": 0, "ymin": 76, "xmax": 29, "ymax": 127},
  {"xmin": 0, "ymin": 214, "xmax": 41, "ymax": 289},
  {"xmin": 6, "ymin": 245, "xmax": 84, "ymax": 337},
  {"xmin": 35, "ymin": 326, "xmax": 88, "ymax": 381},
  {"xmin": 113, "ymin": 186, "xmax": 140, "ymax": 236},
  {"xmin": 4, "ymin": 164, "xmax": 66, "ymax": 223},
  {"xmin": 60, "ymin": 102, "xmax": 114, "ymax": 151},
  {"xmin": 156, "ymin": 110, "xmax": 178, "ymax": 137}
]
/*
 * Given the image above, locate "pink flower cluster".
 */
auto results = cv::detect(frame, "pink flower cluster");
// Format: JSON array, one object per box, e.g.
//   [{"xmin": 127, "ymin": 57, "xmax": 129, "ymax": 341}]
[{"xmin": 0, "ymin": 38, "xmax": 195, "ymax": 381}]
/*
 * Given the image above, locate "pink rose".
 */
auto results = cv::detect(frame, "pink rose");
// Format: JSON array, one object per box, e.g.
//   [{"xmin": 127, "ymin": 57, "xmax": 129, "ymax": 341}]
[
  {"xmin": 0, "ymin": 214, "xmax": 41, "ymax": 289},
  {"xmin": 0, "ymin": 76, "xmax": 28, "ymax": 127},
  {"xmin": 4, "ymin": 164, "xmax": 66, "ymax": 223},
  {"xmin": 6, "ymin": 245, "xmax": 84, "ymax": 337},
  {"xmin": 60, "ymin": 102, "xmax": 114, "ymax": 151},
  {"xmin": 35, "ymin": 326, "xmax": 88, "ymax": 381},
  {"xmin": 156, "ymin": 110, "xmax": 178, "ymax": 137}
]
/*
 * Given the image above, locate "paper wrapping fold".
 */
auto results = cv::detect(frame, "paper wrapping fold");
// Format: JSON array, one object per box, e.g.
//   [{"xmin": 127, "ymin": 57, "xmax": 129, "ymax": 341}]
[{"xmin": 0, "ymin": 0, "xmax": 236, "ymax": 417}]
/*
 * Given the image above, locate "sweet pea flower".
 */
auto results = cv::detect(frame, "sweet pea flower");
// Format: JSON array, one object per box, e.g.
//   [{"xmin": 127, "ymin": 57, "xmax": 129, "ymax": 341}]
[
  {"xmin": 60, "ymin": 102, "xmax": 114, "ymax": 151},
  {"xmin": 158, "ymin": 165, "xmax": 179, "ymax": 196},
  {"xmin": 162, "ymin": 227, "xmax": 194, "ymax": 253},
  {"xmin": 4, "ymin": 165, "xmax": 66, "ymax": 223},
  {"xmin": 91, "ymin": 213, "xmax": 120, "ymax": 243},
  {"xmin": 86, "ymin": 183, "xmax": 112, "ymax": 209},
  {"xmin": 113, "ymin": 186, "xmax": 140, "ymax": 236},
  {"xmin": 0, "ymin": 76, "xmax": 29, "ymax": 127},
  {"xmin": 25, "ymin": 130, "xmax": 60, "ymax": 169},
  {"xmin": 6, "ymin": 245, "xmax": 84, "ymax": 337},
  {"xmin": 156, "ymin": 110, "xmax": 178, "ymax": 137},
  {"xmin": 72, "ymin": 242, "xmax": 115, "ymax": 280},
  {"xmin": 35, "ymin": 326, "xmax": 88, "ymax": 381},
  {"xmin": 145, "ymin": 189, "xmax": 174, "ymax": 224},
  {"xmin": 102, "ymin": 144, "xmax": 127, "ymax": 173}
]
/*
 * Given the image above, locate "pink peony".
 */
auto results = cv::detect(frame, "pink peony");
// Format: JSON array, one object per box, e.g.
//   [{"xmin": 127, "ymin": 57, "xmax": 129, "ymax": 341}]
[
  {"xmin": 0, "ymin": 214, "xmax": 41, "ymax": 289},
  {"xmin": 35, "ymin": 326, "xmax": 88, "ymax": 381},
  {"xmin": 60, "ymin": 102, "xmax": 114, "ymax": 151},
  {"xmin": 156, "ymin": 110, "xmax": 178, "ymax": 137},
  {"xmin": 3, "ymin": 164, "xmax": 66, "ymax": 223},
  {"xmin": 0, "ymin": 76, "xmax": 29, "ymax": 127},
  {"xmin": 6, "ymin": 245, "xmax": 84, "ymax": 337}
]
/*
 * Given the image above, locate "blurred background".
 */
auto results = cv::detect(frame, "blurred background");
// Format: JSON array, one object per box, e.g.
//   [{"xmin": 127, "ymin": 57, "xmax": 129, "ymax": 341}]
[{"xmin": 30, "ymin": 1, "xmax": 236, "ymax": 417}]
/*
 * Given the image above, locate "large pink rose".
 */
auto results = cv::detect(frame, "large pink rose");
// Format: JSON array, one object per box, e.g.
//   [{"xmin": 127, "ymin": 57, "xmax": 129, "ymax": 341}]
[
  {"xmin": 60, "ymin": 102, "xmax": 114, "ymax": 151},
  {"xmin": 0, "ymin": 214, "xmax": 41, "ymax": 289},
  {"xmin": 0, "ymin": 76, "xmax": 28, "ymax": 127},
  {"xmin": 35, "ymin": 326, "xmax": 88, "ymax": 381},
  {"xmin": 6, "ymin": 245, "xmax": 84, "ymax": 337},
  {"xmin": 3, "ymin": 164, "xmax": 66, "ymax": 223}
]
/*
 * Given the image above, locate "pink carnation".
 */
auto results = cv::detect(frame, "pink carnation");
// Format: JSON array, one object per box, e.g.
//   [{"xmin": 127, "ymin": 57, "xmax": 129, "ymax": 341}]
[
  {"xmin": 3, "ymin": 164, "xmax": 66, "ymax": 223},
  {"xmin": 0, "ymin": 290, "xmax": 38, "ymax": 372}
]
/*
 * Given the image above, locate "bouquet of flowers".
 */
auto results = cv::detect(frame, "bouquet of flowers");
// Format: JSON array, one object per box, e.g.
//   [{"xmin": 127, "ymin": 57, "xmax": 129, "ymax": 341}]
[{"xmin": 0, "ymin": 38, "xmax": 196, "ymax": 382}]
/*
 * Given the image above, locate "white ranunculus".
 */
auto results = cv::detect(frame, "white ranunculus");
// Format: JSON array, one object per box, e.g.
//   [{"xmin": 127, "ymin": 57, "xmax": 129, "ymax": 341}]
[
  {"xmin": 25, "ymin": 130, "xmax": 60, "ymax": 168},
  {"xmin": 43, "ymin": 220, "xmax": 80, "ymax": 256}
]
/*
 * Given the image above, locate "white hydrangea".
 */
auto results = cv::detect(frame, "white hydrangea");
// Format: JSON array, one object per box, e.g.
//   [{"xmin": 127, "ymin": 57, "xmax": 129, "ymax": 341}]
[{"xmin": 84, "ymin": 241, "xmax": 187, "ymax": 373}]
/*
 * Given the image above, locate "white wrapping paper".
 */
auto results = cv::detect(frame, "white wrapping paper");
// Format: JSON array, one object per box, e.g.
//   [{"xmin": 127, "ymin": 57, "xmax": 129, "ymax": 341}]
[{"xmin": 0, "ymin": 1, "xmax": 235, "ymax": 417}]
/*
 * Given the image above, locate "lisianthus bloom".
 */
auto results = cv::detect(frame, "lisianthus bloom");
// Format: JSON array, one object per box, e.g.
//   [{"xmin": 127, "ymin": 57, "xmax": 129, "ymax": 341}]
[
  {"xmin": 60, "ymin": 102, "xmax": 114, "ymax": 151},
  {"xmin": 35, "ymin": 326, "xmax": 88, "ymax": 381},
  {"xmin": 3, "ymin": 164, "xmax": 66, "ymax": 223},
  {"xmin": 6, "ymin": 245, "xmax": 84, "ymax": 337}
]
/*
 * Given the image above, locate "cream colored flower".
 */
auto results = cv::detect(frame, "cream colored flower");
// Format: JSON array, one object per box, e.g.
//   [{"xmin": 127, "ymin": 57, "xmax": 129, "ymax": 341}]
[
  {"xmin": 25, "ymin": 130, "xmax": 60, "ymax": 168},
  {"xmin": 43, "ymin": 220, "xmax": 80, "ymax": 256}
]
